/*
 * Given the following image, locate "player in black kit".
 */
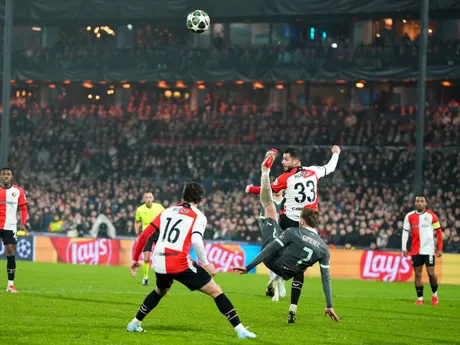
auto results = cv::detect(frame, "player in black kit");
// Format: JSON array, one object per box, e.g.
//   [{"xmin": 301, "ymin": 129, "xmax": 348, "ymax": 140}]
[{"xmin": 234, "ymin": 151, "xmax": 340, "ymax": 324}]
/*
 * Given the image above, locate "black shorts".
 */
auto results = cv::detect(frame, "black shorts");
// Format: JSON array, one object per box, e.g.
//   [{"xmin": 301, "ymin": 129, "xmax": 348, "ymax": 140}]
[
  {"xmin": 155, "ymin": 262, "xmax": 212, "ymax": 291},
  {"xmin": 279, "ymin": 214, "xmax": 299, "ymax": 231},
  {"xmin": 0, "ymin": 230, "xmax": 17, "ymax": 246},
  {"xmin": 261, "ymin": 218, "xmax": 282, "ymax": 249},
  {"xmin": 260, "ymin": 218, "xmax": 295, "ymax": 280},
  {"xmin": 143, "ymin": 232, "xmax": 159, "ymax": 253},
  {"xmin": 412, "ymin": 254, "xmax": 435, "ymax": 268}
]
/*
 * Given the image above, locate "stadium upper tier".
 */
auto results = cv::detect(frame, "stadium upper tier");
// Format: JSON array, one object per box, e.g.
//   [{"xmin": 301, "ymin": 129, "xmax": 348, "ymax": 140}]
[{"xmin": 6, "ymin": 38, "xmax": 460, "ymax": 81}]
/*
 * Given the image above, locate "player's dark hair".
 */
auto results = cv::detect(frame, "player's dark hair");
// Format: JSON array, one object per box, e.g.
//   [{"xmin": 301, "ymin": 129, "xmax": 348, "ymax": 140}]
[
  {"xmin": 416, "ymin": 195, "xmax": 427, "ymax": 202},
  {"xmin": 416, "ymin": 195, "xmax": 428, "ymax": 207},
  {"xmin": 144, "ymin": 191, "xmax": 154, "ymax": 195},
  {"xmin": 0, "ymin": 167, "xmax": 13, "ymax": 174},
  {"xmin": 182, "ymin": 182, "xmax": 205, "ymax": 204},
  {"xmin": 284, "ymin": 148, "xmax": 301, "ymax": 160},
  {"xmin": 300, "ymin": 208, "xmax": 320, "ymax": 228}
]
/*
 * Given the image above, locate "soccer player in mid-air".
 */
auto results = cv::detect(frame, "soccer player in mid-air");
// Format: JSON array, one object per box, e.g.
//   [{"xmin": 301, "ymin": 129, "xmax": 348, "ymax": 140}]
[
  {"xmin": 127, "ymin": 182, "xmax": 256, "ymax": 339},
  {"xmin": 246, "ymin": 146, "xmax": 340, "ymax": 229},
  {"xmin": 134, "ymin": 191, "xmax": 164, "ymax": 286},
  {"xmin": 402, "ymin": 195, "xmax": 443, "ymax": 305},
  {"xmin": 247, "ymin": 147, "xmax": 340, "ymax": 307},
  {"xmin": 0, "ymin": 167, "xmax": 28, "ymax": 294},
  {"xmin": 235, "ymin": 154, "xmax": 340, "ymax": 324}
]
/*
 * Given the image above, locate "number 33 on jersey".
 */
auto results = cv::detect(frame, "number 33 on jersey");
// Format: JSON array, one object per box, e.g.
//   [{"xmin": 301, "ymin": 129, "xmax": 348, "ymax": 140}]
[
  {"xmin": 132, "ymin": 203, "xmax": 207, "ymax": 274},
  {"xmin": 275, "ymin": 166, "xmax": 327, "ymax": 222}
]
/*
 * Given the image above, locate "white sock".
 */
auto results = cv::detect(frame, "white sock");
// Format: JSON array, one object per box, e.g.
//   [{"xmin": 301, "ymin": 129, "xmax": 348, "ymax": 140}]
[
  {"xmin": 131, "ymin": 317, "xmax": 142, "ymax": 326},
  {"xmin": 418, "ymin": 296, "xmax": 424, "ymax": 301},
  {"xmin": 289, "ymin": 304, "xmax": 297, "ymax": 312},
  {"xmin": 8, "ymin": 280, "xmax": 14, "ymax": 286},
  {"xmin": 433, "ymin": 292, "xmax": 438, "ymax": 297},
  {"xmin": 269, "ymin": 270, "xmax": 277, "ymax": 281},
  {"xmin": 234, "ymin": 323, "xmax": 245, "ymax": 332}
]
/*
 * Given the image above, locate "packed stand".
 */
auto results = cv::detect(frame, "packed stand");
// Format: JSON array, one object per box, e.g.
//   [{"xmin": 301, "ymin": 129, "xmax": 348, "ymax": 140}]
[
  {"xmin": 4, "ymin": 102, "xmax": 459, "ymax": 251},
  {"xmin": 20, "ymin": 176, "xmax": 460, "ymax": 253},
  {"xmin": 9, "ymin": 35, "xmax": 460, "ymax": 73}
]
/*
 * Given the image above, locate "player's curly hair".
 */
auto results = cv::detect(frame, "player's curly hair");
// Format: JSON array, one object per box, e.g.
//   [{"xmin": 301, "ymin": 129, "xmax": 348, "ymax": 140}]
[
  {"xmin": 300, "ymin": 208, "xmax": 320, "ymax": 228},
  {"xmin": 182, "ymin": 182, "xmax": 205, "ymax": 204}
]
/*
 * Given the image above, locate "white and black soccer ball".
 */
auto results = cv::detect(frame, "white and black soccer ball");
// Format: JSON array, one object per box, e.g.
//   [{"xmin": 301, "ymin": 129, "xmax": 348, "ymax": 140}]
[
  {"xmin": 17, "ymin": 238, "xmax": 32, "ymax": 259},
  {"xmin": 186, "ymin": 10, "xmax": 210, "ymax": 34}
]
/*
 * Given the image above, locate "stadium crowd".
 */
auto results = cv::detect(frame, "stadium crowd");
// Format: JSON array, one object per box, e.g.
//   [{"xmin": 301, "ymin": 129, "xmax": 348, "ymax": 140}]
[
  {"xmin": 10, "ymin": 32, "xmax": 460, "ymax": 72},
  {"xmin": 5, "ymin": 101, "xmax": 460, "ymax": 252}
]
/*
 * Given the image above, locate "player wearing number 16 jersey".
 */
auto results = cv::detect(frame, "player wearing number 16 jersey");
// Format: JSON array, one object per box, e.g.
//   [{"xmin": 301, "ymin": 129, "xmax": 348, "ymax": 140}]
[
  {"xmin": 246, "ymin": 146, "xmax": 340, "ymax": 230},
  {"xmin": 127, "ymin": 182, "xmax": 256, "ymax": 339}
]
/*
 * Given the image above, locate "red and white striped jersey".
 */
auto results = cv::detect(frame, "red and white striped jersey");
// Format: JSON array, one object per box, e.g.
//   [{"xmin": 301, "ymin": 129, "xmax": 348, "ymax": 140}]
[
  {"xmin": 0, "ymin": 185, "xmax": 27, "ymax": 231},
  {"xmin": 132, "ymin": 203, "xmax": 207, "ymax": 274},
  {"xmin": 403, "ymin": 210, "xmax": 442, "ymax": 255},
  {"xmin": 274, "ymin": 166, "xmax": 326, "ymax": 221}
]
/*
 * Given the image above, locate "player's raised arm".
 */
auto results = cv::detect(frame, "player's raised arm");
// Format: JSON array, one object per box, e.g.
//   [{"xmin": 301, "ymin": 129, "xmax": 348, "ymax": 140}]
[
  {"xmin": 314, "ymin": 145, "xmax": 341, "ymax": 179},
  {"xmin": 319, "ymin": 254, "xmax": 340, "ymax": 322}
]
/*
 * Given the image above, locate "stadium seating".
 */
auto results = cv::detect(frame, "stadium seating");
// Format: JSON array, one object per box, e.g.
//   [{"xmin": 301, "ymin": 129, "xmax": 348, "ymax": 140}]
[{"xmin": 8, "ymin": 102, "xmax": 460, "ymax": 253}]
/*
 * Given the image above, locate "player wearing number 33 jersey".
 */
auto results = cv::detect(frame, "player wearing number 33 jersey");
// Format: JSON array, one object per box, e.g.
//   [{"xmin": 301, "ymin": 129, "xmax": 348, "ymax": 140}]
[{"xmin": 246, "ymin": 146, "xmax": 341, "ymax": 229}]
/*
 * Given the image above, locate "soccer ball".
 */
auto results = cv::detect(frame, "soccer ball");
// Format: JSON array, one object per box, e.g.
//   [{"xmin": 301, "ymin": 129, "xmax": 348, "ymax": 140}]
[{"xmin": 186, "ymin": 10, "xmax": 210, "ymax": 34}]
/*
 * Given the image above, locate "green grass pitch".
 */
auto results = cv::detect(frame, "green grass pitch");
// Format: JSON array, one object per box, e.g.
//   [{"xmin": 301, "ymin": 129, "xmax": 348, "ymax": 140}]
[{"xmin": 2, "ymin": 261, "xmax": 460, "ymax": 345}]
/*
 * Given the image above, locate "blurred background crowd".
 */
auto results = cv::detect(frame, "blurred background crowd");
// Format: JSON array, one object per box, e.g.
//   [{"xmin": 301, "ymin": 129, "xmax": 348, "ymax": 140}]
[
  {"xmin": 7, "ymin": 100, "xmax": 460, "ymax": 253},
  {"xmin": 3, "ymin": 10, "xmax": 460, "ymax": 252}
]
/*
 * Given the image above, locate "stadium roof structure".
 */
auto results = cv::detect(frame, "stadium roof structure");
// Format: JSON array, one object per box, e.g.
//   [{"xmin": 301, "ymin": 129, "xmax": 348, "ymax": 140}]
[{"xmin": 2, "ymin": 0, "xmax": 460, "ymax": 22}]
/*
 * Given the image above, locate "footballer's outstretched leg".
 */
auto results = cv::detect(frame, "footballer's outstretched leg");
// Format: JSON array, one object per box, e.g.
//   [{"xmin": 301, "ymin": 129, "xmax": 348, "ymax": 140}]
[{"xmin": 201, "ymin": 279, "xmax": 256, "ymax": 339}]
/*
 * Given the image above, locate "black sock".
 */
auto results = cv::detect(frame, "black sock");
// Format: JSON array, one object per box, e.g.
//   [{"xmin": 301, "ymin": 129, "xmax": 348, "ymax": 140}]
[
  {"xmin": 6, "ymin": 256, "xmax": 15, "ymax": 281},
  {"xmin": 214, "ymin": 293, "xmax": 241, "ymax": 327},
  {"xmin": 416, "ymin": 286, "xmax": 424, "ymax": 298},
  {"xmin": 135, "ymin": 290, "xmax": 163, "ymax": 321},
  {"xmin": 291, "ymin": 272, "xmax": 304, "ymax": 306},
  {"xmin": 431, "ymin": 284, "xmax": 438, "ymax": 294}
]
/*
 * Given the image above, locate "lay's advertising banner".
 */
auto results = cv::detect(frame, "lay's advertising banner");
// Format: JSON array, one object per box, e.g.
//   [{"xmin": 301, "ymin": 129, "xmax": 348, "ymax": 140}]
[
  {"xmin": 190, "ymin": 243, "xmax": 261, "ymax": 273},
  {"xmin": 28, "ymin": 236, "xmax": 460, "ymax": 285},
  {"xmin": 34, "ymin": 236, "xmax": 260, "ymax": 274}
]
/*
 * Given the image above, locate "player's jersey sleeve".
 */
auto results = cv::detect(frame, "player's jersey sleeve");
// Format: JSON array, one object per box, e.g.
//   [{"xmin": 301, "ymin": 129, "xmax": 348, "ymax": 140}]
[
  {"xmin": 18, "ymin": 187, "xmax": 28, "ymax": 206},
  {"xmin": 403, "ymin": 213, "xmax": 411, "ymax": 231},
  {"xmin": 191, "ymin": 212, "xmax": 209, "ymax": 265},
  {"xmin": 305, "ymin": 152, "xmax": 339, "ymax": 179},
  {"xmin": 276, "ymin": 228, "xmax": 293, "ymax": 247},
  {"xmin": 272, "ymin": 173, "xmax": 289, "ymax": 193},
  {"xmin": 192, "ymin": 212, "xmax": 207, "ymax": 237},
  {"xmin": 431, "ymin": 212, "xmax": 440, "ymax": 229},
  {"xmin": 135, "ymin": 207, "xmax": 142, "ymax": 222},
  {"xmin": 401, "ymin": 213, "xmax": 411, "ymax": 251},
  {"xmin": 429, "ymin": 211, "xmax": 443, "ymax": 252},
  {"xmin": 245, "ymin": 231, "xmax": 288, "ymax": 271},
  {"xmin": 132, "ymin": 212, "xmax": 162, "ymax": 261},
  {"xmin": 319, "ymin": 249, "xmax": 333, "ymax": 308}
]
